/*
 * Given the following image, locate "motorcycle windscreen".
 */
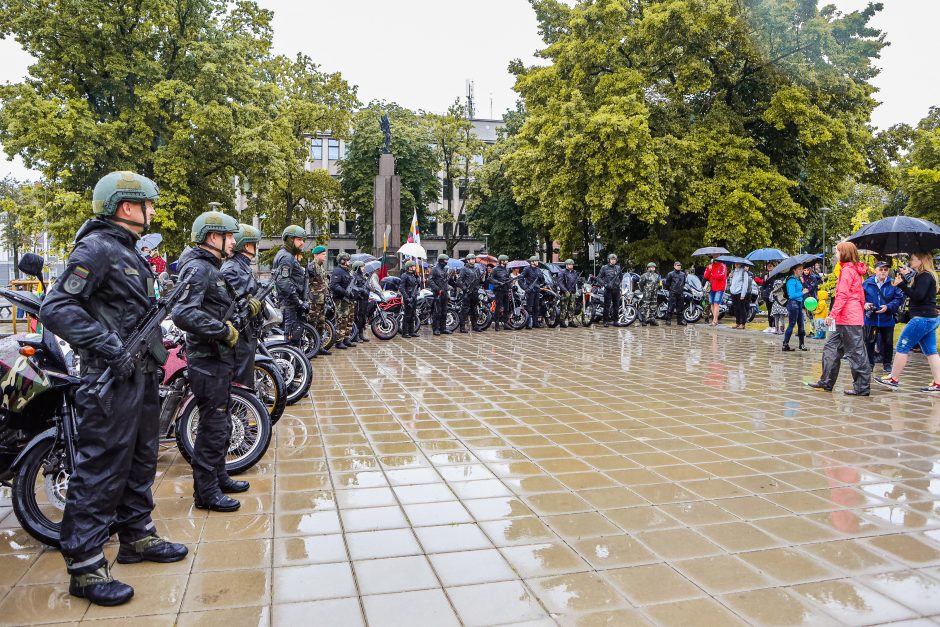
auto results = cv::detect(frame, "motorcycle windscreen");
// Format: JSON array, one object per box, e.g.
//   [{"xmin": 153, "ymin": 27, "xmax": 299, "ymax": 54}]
[
  {"xmin": 685, "ymin": 274, "xmax": 704, "ymax": 291},
  {"xmin": 620, "ymin": 274, "xmax": 633, "ymax": 292}
]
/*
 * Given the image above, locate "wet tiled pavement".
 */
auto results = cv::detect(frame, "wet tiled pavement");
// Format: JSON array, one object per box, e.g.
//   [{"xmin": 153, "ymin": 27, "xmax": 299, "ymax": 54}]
[{"xmin": 3, "ymin": 324, "xmax": 940, "ymax": 625}]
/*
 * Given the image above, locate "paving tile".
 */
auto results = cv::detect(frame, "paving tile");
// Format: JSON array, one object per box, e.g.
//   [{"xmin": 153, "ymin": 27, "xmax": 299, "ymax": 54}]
[
  {"xmin": 446, "ymin": 580, "xmax": 550, "ymax": 626},
  {"xmin": 362, "ymin": 589, "xmax": 460, "ymax": 627},
  {"xmin": 605, "ymin": 563, "xmax": 705, "ymax": 606},
  {"xmin": 273, "ymin": 598, "xmax": 364, "ymax": 626},
  {"xmin": 270, "ymin": 562, "xmax": 356, "ymax": 604},
  {"xmin": 414, "ymin": 523, "xmax": 494, "ymax": 553},
  {"xmin": 346, "ymin": 528, "xmax": 422, "ymax": 560},
  {"xmin": 429, "ymin": 548, "xmax": 517, "ymax": 586},
  {"xmin": 353, "ymin": 555, "xmax": 439, "ymax": 595}
]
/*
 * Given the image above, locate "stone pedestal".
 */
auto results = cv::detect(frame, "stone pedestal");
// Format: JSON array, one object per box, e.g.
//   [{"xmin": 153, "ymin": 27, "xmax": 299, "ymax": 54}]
[{"xmin": 374, "ymin": 153, "xmax": 401, "ymax": 261}]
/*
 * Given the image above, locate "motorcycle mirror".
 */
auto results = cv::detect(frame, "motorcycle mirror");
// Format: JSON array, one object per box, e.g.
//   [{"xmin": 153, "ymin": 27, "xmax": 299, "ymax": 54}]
[{"xmin": 18, "ymin": 252, "xmax": 45, "ymax": 279}]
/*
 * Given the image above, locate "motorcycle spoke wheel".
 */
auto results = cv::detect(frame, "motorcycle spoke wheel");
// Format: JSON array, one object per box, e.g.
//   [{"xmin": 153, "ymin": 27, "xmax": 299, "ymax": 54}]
[{"xmin": 13, "ymin": 438, "xmax": 68, "ymax": 547}]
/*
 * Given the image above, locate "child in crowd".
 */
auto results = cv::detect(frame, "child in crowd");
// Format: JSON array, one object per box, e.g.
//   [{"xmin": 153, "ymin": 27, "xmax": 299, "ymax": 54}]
[
  {"xmin": 770, "ymin": 277, "xmax": 787, "ymax": 334},
  {"xmin": 814, "ymin": 289, "xmax": 830, "ymax": 339}
]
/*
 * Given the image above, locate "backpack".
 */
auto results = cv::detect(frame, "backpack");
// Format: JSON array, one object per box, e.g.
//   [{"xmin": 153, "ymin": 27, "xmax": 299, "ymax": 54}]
[{"xmin": 771, "ymin": 279, "xmax": 788, "ymax": 306}]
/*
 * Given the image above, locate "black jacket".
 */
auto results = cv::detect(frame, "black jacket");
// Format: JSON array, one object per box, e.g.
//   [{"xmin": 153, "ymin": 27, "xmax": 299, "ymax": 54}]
[
  {"xmin": 429, "ymin": 262, "xmax": 449, "ymax": 293},
  {"xmin": 330, "ymin": 265, "xmax": 354, "ymax": 302},
  {"xmin": 491, "ymin": 265, "xmax": 511, "ymax": 290},
  {"xmin": 400, "ymin": 271, "xmax": 420, "ymax": 303},
  {"xmin": 663, "ymin": 270, "xmax": 686, "ymax": 295},
  {"xmin": 557, "ymin": 269, "xmax": 578, "ymax": 294},
  {"xmin": 40, "ymin": 219, "xmax": 157, "ymax": 366},
  {"xmin": 171, "ymin": 247, "xmax": 234, "ymax": 359},
  {"xmin": 459, "ymin": 264, "xmax": 481, "ymax": 294},
  {"xmin": 899, "ymin": 271, "xmax": 938, "ymax": 318},
  {"xmin": 521, "ymin": 266, "xmax": 544, "ymax": 292},
  {"xmin": 352, "ymin": 271, "xmax": 370, "ymax": 302},
  {"xmin": 272, "ymin": 247, "xmax": 307, "ymax": 309},
  {"xmin": 220, "ymin": 253, "xmax": 257, "ymax": 330},
  {"xmin": 598, "ymin": 263, "xmax": 622, "ymax": 290}
]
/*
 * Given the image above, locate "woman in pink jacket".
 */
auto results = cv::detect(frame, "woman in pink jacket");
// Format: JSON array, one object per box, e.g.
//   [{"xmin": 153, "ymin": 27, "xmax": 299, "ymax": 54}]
[{"xmin": 809, "ymin": 241, "xmax": 872, "ymax": 395}]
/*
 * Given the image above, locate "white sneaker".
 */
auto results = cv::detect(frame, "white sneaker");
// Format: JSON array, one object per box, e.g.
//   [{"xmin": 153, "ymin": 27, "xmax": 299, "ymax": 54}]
[{"xmin": 762, "ymin": 327, "xmax": 776, "ymax": 334}]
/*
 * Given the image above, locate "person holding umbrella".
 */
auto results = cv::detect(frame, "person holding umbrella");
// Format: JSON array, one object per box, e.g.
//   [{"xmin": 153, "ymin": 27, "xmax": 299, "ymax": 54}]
[
  {"xmin": 781, "ymin": 263, "xmax": 808, "ymax": 351},
  {"xmin": 875, "ymin": 253, "xmax": 940, "ymax": 392},
  {"xmin": 808, "ymin": 242, "xmax": 871, "ymax": 395},
  {"xmin": 863, "ymin": 261, "xmax": 905, "ymax": 374},
  {"xmin": 760, "ymin": 261, "xmax": 779, "ymax": 332},
  {"xmin": 728, "ymin": 261, "xmax": 754, "ymax": 330},
  {"xmin": 703, "ymin": 255, "xmax": 728, "ymax": 326}
]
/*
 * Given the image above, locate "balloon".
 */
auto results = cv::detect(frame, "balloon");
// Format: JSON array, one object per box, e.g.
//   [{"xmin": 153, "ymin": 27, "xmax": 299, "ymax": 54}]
[{"xmin": 804, "ymin": 296, "xmax": 818, "ymax": 312}]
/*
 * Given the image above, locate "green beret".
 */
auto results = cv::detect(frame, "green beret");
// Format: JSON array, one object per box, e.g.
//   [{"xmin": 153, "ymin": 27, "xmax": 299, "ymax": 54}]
[{"xmin": 312, "ymin": 245, "xmax": 327, "ymax": 254}]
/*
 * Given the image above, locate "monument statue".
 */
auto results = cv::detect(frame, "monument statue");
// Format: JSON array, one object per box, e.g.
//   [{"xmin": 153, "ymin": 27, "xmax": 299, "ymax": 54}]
[{"xmin": 380, "ymin": 113, "xmax": 392, "ymax": 154}]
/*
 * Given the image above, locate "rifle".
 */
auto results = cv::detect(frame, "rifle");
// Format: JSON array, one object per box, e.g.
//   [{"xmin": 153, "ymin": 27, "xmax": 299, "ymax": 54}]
[
  {"xmin": 238, "ymin": 280, "xmax": 276, "ymax": 332},
  {"xmin": 90, "ymin": 267, "xmax": 197, "ymax": 399}
]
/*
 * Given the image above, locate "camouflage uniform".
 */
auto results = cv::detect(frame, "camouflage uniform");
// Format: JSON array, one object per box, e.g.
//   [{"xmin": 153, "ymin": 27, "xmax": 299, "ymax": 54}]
[
  {"xmin": 557, "ymin": 263, "xmax": 579, "ymax": 327},
  {"xmin": 307, "ymin": 259, "xmax": 329, "ymax": 335},
  {"xmin": 329, "ymin": 257, "xmax": 355, "ymax": 345},
  {"xmin": 638, "ymin": 268, "xmax": 661, "ymax": 324}
]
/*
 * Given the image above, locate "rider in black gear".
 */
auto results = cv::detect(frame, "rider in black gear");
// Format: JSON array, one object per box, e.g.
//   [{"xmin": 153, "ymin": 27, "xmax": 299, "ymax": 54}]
[
  {"xmin": 597, "ymin": 253, "xmax": 623, "ymax": 326},
  {"xmin": 430, "ymin": 255, "xmax": 451, "ymax": 335},
  {"xmin": 521, "ymin": 256, "xmax": 544, "ymax": 329},
  {"xmin": 491, "ymin": 255, "xmax": 511, "ymax": 331},
  {"xmin": 400, "ymin": 261, "xmax": 420, "ymax": 337},
  {"xmin": 662, "ymin": 261, "xmax": 687, "ymax": 326},
  {"xmin": 351, "ymin": 261, "xmax": 371, "ymax": 343},
  {"xmin": 458, "ymin": 254, "xmax": 481, "ymax": 333},
  {"xmin": 220, "ymin": 224, "xmax": 263, "ymax": 385},
  {"xmin": 329, "ymin": 253, "xmax": 356, "ymax": 349},
  {"xmin": 272, "ymin": 225, "xmax": 308, "ymax": 347}
]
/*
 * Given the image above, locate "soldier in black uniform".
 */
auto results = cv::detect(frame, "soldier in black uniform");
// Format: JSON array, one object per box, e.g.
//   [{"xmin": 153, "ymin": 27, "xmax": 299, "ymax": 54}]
[
  {"xmin": 662, "ymin": 261, "xmax": 687, "ymax": 326},
  {"xmin": 521, "ymin": 256, "xmax": 544, "ymax": 329},
  {"xmin": 220, "ymin": 224, "xmax": 264, "ymax": 385},
  {"xmin": 598, "ymin": 253, "xmax": 623, "ymax": 327},
  {"xmin": 400, "ymin": 261, "xmax": 420, "ymax": 337},
  {"xmin": 351, "ymin": 260, "xmax": 371, "ymax": 342},
  {"xmin": 491, "ymin": 255, "xmax": 511, "ymax": 332},
  {"xmin": 458, "ymin": 254, "xmax": 481, "ymax": 333},
  {"xmin": 430, "ymin": 254, "xmax": 451, "ymax": 335},
  {"xmin": 40, "ymin": 171, "xmax": 187, "ymax": 606},
  {"xmin": 272, "ymin": 225, "xmax": 308, "ymax": 347},
  {"xmin": 329, "ymin": 252, "xmax": 356, "ymax": 349},
  {"xmin": 171, "ymin": 211, "xmax": 245, "ymax": 514}
]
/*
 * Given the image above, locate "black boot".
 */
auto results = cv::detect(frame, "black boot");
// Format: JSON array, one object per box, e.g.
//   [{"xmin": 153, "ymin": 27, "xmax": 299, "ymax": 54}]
[
  {"xmin": 335, "ymin": 340, "xmax": 348, "ymax": 349},
  {"xmin": 219, "ymin": 477, "xmax": 250, "ymax": 493},
  {"xmin": 782, "ymin": 344, "xmax": 794, "ymax": 352},
  {"xmin": 69, "ymin": 565, "xmax": 134, "ymax": 606},
  {"xmin": 494, "ymin": 323, "xmax": 500, "ymax": 332},
  {"xmin": 798, "ymin": 335, "xmax": 807, "ymax": 351},
  {"xmin": 318, "ymin": 348, "xmax": 332, "ymax": 356},
  {"xmin": 459, "ymin": 326, "xmax": 468, "ymax": 333},
  {"xmin": 359, "ymin": 332, "xmax": 370, "ymax": 342},
  {"xmin": 434, "ymin": 330, "xmax": 441, "ymax": 336},
  {"xmin": 560, "ymin": 321, "xmax": 568, "ymax": 328},
  {"xmin": 194, "ymin": 494, "xmax": 241, "ymax": 512},
  {"xmin": 117, "ymin": 534, "xmax": 188, "ymax": 565}
]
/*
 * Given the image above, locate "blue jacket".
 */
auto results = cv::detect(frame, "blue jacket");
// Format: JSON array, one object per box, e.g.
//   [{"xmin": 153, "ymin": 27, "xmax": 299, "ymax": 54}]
[
  {"xmin": 785, "ymin": 276, "xmax": 804, "ymax": 304},
  {"xmin": 863, "ymin": 276, "xmax": 904, "ymax": 327}
]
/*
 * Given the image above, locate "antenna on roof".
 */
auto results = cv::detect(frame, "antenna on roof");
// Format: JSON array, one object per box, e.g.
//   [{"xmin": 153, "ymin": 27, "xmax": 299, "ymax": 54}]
[{"xmin": 465, "ymin": 80, "xmax": 475, "ymax": 119}]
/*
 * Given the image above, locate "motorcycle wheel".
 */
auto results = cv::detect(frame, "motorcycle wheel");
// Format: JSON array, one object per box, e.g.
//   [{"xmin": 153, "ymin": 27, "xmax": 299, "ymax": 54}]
[
  {"xmin": 657, "ymin": 301, "xmax": 669, "ymax": 320},
  {"xmin": 747, "ymin": 305, "xmax": 758, "ymax": 323},
  {"xmin": 545, "ymin": 305, "xmax": 560, "ymax": 328},
  {"xmin": 12, "ymin": 436, "xmax": 68, "ymax": 548},
  {"xmin": 474, "ymin": 304, "xmax": 493, "ymax": 331},
  {"xmin": 508, "ymin": 308, "xmax": 528, "ymax": 330},
  {"xmin": 445, "ymin": 310, "xmax": 459, "ymax": 333},
  {"xmin": 255, "ymin": 360, "xmax": 287, "ymax": 425},
  {"xmin": 265, "ymin": 343, "xmax": 313, "ymax": 405},
  {"xmin": 320, "ymin": 320, "xmax": 337, "ymax": 351},
  {"xmin": 371, "ymin": 312, "xmax": 399, "ymax": 340},
  {"xmin": 580, "ymin": 303, "xmax": 594, "ymax": 327},
  {"xmin": 684, "ymin": 304, "xmax": 704, "ymax": 323},
  {"xmin": 621, "ymin": 304, "xmax": 638, "ymax": 326},
  {"xmin": 176, "ymin": 386, "xmax": 272, "ymax": 476},
  {"xmin": 300, "ymin": 323, "xmax": 322, "ymax": 360}
]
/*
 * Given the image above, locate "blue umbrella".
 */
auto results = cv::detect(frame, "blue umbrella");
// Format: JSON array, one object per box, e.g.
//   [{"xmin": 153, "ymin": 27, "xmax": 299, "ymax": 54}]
[
  {"xmin": 351, "ymin": 253, "xmax": 376, "ymax": 263},
  {"xmin": 746, "ymin": 248, "xmax": 788, "ymax": 262},
  {"xmin": 716, "ymin": 255, "xmax": 753, "ymax": 267},
  {"xmin": 364, "ymin": 260, "xmax": 382, "ymax": 274},
  {"xmin": 447, "ymin": 259, "xmax": 465, "ymax": 270}
]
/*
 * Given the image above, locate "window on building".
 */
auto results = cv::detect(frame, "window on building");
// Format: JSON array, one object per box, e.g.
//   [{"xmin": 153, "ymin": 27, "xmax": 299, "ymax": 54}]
[
  {"xmin": 328, "ymin": 139, "xmax": 340, "ymax": 160},
  {"xmin": 330, "ymin": 222, "xmax": 340, "ymax": 235},
  {"xmin": 344, "ymin": 220, "xmax": 356, "ymax": 236},
  {"xmin": 328, "ymin": 249, "xmax": 338, "ymax": 268},
  {"xmin": 427, "ymin": 250, "xmax": 438, "ymax": 262},
  {"xmin": 311, "ymin": 138, "xmax": 323, "ymax": 161},
  {"xmin": 345, "ymin": 248, "xmax": 356, "ymax": 257},
  {"xmin": 458, "ymin": 249, "xmax": 469, "ymax": 259},
  {"xmin": 443, "ymin": 222, "xmax": 453, "ymax": 238},
  {"xmin": 458, "ymin": 221, "xmax": 469, "ymax": 236},
  {"xmin": 427, "ymin": 215, "xmax": 438, "ymax": 235}
]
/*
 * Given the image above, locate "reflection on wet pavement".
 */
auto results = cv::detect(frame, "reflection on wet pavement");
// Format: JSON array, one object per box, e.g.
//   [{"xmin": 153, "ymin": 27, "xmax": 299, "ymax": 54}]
[{"xmin": 3, "ymin": 326, "xmax": 940, "ymax": 624}]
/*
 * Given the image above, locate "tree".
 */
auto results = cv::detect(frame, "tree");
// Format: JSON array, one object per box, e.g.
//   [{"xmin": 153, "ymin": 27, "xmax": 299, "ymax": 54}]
[
  {"xmin": 905, "ymin": 107, "xmax": 940, "ymax": 224},
  {"xmin": 0, "ymin": 177, "xmax": 46, "ymax": 277},
  {"xmin": 341, "ymin": 103, "xmax": 440, "ymax": 252},
  {"xmin": 506, "ymin": 0, "xmax": 885, "ymax": 266},
  {"xmin": 429, "ymin": 100, "xmax": 485, "ymax": 256}
]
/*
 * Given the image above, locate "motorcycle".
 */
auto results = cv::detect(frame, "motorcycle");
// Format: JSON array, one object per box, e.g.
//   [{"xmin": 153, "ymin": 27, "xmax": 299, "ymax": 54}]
[
  {"xmin": 366, "ymin": 274, "xmax": 401, "ymax": 340},
  {"xmin": 257, "ymin": 302, "xmax": 314, "ymax": 405},
  {"xmin": 580, "ymin": 273, "xmax": 638, "ymax": 327}
]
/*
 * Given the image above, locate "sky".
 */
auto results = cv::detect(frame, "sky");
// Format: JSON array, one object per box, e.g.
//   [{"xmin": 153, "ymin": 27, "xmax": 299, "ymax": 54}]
[{"xmin": 0, "ymin": 0, "xmax": 937, "ymax": 180}]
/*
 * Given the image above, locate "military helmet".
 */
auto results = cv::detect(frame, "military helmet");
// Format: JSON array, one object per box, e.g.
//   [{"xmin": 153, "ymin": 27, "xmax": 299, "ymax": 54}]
[
  {"xmin": 337, "ymin": 252, "xmax": 351, "ymax": 263},
  {"xmin": 92, "ymin": 171, "xmax": 160, "ymax": 216},
  {"xmin": 608, "ymin": 253, "xmax": 618, "ymax": 261},
  {"xmin": 529, "ymin": 255, "xmax": 539, "ymax": 262},
  {"xmin": 191, "ymin": 211, "xmax": 239, "ymax": 244},
  {"xmin": 282, "ymin": 225, "xmax": 306, "ymax": 240},
  {"xmin": 439, "ymin": 254, "xmax": 450, "ymax": 262},
  {"xmin": 647, "ymin": 261, "xmax": 657, "ymax": 269},
  {"xmin": 498, "ymin": 255, "xmax": 509, "ymax": 262},
  {"xmin": 234, "ymin": 223, "xmax": 261, "ymax": 252},
  {"xmin": 351, "ymin": 260, "xmax": 364, "ymax": 271},
  {"xmin": 404, "ymin": 261, "xmax": 416, "ymax": 270},
  {"xmin": 564, "ymin": 259, "xmax": 575, "ymax": 265},
  {"xmin": 465, "ymin": 254, "xmax": 476, "ymax": 261}
]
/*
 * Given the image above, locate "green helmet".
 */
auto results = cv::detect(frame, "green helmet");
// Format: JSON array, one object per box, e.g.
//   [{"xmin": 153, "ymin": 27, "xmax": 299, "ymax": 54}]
[
  {"xmin": 92, "ymin": 171, "xmax": 160, "ymax": 216},
  {"xmin": 529, "ymin": 255, "xmax": 539, "ymax": 262},
  {"xmin": 439, "ymin": 254, "xmax": 450, "ymax": 262},
  {"xmin": 282, "ymin": 225, "xmax": 306, "ymax": 240},
  {"xmin": 647, "ymin": 261, "xmax": 657, "ymax": 269},
  {"xmin": 465, "ymin": 254, "xmax": 476, "ymax": 262},
  {"xmin": 404, "ymin": 261, "xmax": 416, "ymax": 270},
  {"xmin": 351, "ymin": 260, "xmax": 364, "ymax": 271},
  {"xmin": 234, "ymin": 223, "xmax": 261, "ymax": 253},
  {"xmin": 191, "ymin": 211, "xmax": 238, "ymax": 244},
  {"xmin": 498, "ymin": 255, "xmax": 509, "ymax": 262},
  {"xmin": 608, "ymin": 253, "xmax": 618, "ymax": 261},
  {"xmin": 337, "ymin": 252, "xmax": 351, "ymax": 264},
  {"xmin": 564, "ymin": 259, "xmax": 575, "ymax": 265}
]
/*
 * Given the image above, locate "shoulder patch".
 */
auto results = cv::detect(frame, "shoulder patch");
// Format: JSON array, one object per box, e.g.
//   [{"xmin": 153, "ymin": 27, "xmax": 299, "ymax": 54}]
[
  {"xmin": 280, "ymin": 266, "xmax": 290, "ymax": 278},
  {"xmin": 62, "ymin": 267, "xmax": 90, "ymax": 295}
]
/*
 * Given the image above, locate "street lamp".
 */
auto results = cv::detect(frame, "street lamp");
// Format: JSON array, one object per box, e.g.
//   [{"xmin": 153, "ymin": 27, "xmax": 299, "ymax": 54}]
[{"xmin": 819, "ymin": 207, "xmax": 831, "ymax": 273}]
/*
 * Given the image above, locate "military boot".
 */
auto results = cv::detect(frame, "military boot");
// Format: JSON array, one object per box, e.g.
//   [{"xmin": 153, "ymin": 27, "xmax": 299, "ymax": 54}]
[
  {"xmin": 69, "ymin": 564, "xmax": 134, "ymax": 606},
  {"xmin": 335, "ymin": 339, "xmax": 348, "ymax": 349},
  {"xmin": 117, "ymin": 534, "xmax": 189, "ymax": 564},
  {"xmin": 219, "ymin": 476, "xmax": 250, "ymax": 493}
]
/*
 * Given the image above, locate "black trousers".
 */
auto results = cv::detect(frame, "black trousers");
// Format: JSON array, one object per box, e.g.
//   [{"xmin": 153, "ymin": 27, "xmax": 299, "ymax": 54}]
[
  {"xmin": 433, "ymin": 293, "xmax": 449, "ymax": 332},
  {"xmin": 62, "ymin": 367, "xmax": 160, "ymax": 574},
  {"xmin": 188, "ymin": 355, "xmax": 234, "ymax": 502},
  {"xmin": 525, "ymin": 290, "xmax": 540, "ymax": 327},
  {"xmin": 732, "ymin": 294, "xmax": 749, "ymax": 326},
  {"xmin": 763, "ymin": 296, "xmax": 774, "ymax": 327},
  {"xmin": 233, "ymin": 332, "xmax": 257, "ymax": 388},
  {"xmin": 667, "ymin": 293, "xmax": 684, "ymax": 322},
  {"xmin": 355, "ymin": 298, "xmax": 368, "ymax": 337},
  {"xmin": 460, "ymin": 293, "xmax": 479, "ymax": 330},
  {"xmin": 402, "ymin": 299, "xmax": 417, "ymax": 335},
  {"xmin": 282, "ymin": 306, "xmax": 304, "ymax": 347},
  {"xmin": 603, "ymin": 287, "xmax": 621, "ymax": 322},
  {"xmin": 494, "ymin": 289, "xmax": 510, "ymax": 326},
  {"xmin": 866, "ymin": 326, "xmax": 895, "ymax": 368}
]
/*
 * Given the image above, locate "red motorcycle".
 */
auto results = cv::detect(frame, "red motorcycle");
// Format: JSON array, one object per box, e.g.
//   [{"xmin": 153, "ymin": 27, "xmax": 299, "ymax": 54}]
[{"xmin": 158, "ymin": 324, "xmax": 272, "ymax": 475}]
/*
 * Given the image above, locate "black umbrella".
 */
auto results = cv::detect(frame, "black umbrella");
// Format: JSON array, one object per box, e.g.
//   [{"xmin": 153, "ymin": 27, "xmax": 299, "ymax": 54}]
[
  {"xmin": 692, "ymin": 246, "xmax": 730, "ymax": 256},
  {"xmin": 768, "ymin": 254, "xmax": 821, "ymax": 280},
  {"xmin": 716, "ymin": 255, "xmax": 753, "ymax": 267},
  {"xmin": 847, "ymin": 216, "xmax": 940, "ymax": 255}
]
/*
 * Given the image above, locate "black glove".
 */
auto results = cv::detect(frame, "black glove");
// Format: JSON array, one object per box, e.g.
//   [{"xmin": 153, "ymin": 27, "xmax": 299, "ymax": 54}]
[
  {"xmin": 299, "ymin": 302, "xmax": 310, "ymax": 315},
  {"xmin": 107, "ymin": 352, "xmax": 135, "ymax": 382}
]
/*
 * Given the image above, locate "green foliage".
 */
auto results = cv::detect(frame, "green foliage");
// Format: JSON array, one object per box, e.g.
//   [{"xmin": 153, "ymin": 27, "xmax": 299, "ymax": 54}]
[
  {"xmin": 506, "ymin": 0, "xmax": 885, "ymax": 266},
  {"xmin": 905, "ymin": 107, "xmax": 940, "ymax": 224},
  {"xmin": 340, "ymin": 102, "xmax": 439, "ymax": 251}
]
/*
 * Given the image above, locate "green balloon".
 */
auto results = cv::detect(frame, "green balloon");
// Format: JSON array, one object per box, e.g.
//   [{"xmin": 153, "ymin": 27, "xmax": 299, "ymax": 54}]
[{"xmin": 804, "ymin": 296, "xmax": 818, "ymax": 312}]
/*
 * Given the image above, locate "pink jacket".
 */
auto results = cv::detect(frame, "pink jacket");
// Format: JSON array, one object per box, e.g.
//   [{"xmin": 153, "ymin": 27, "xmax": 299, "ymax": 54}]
[{"xmin": 830, "ymin": 262, "xmax": 867, "ymax": 326}]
